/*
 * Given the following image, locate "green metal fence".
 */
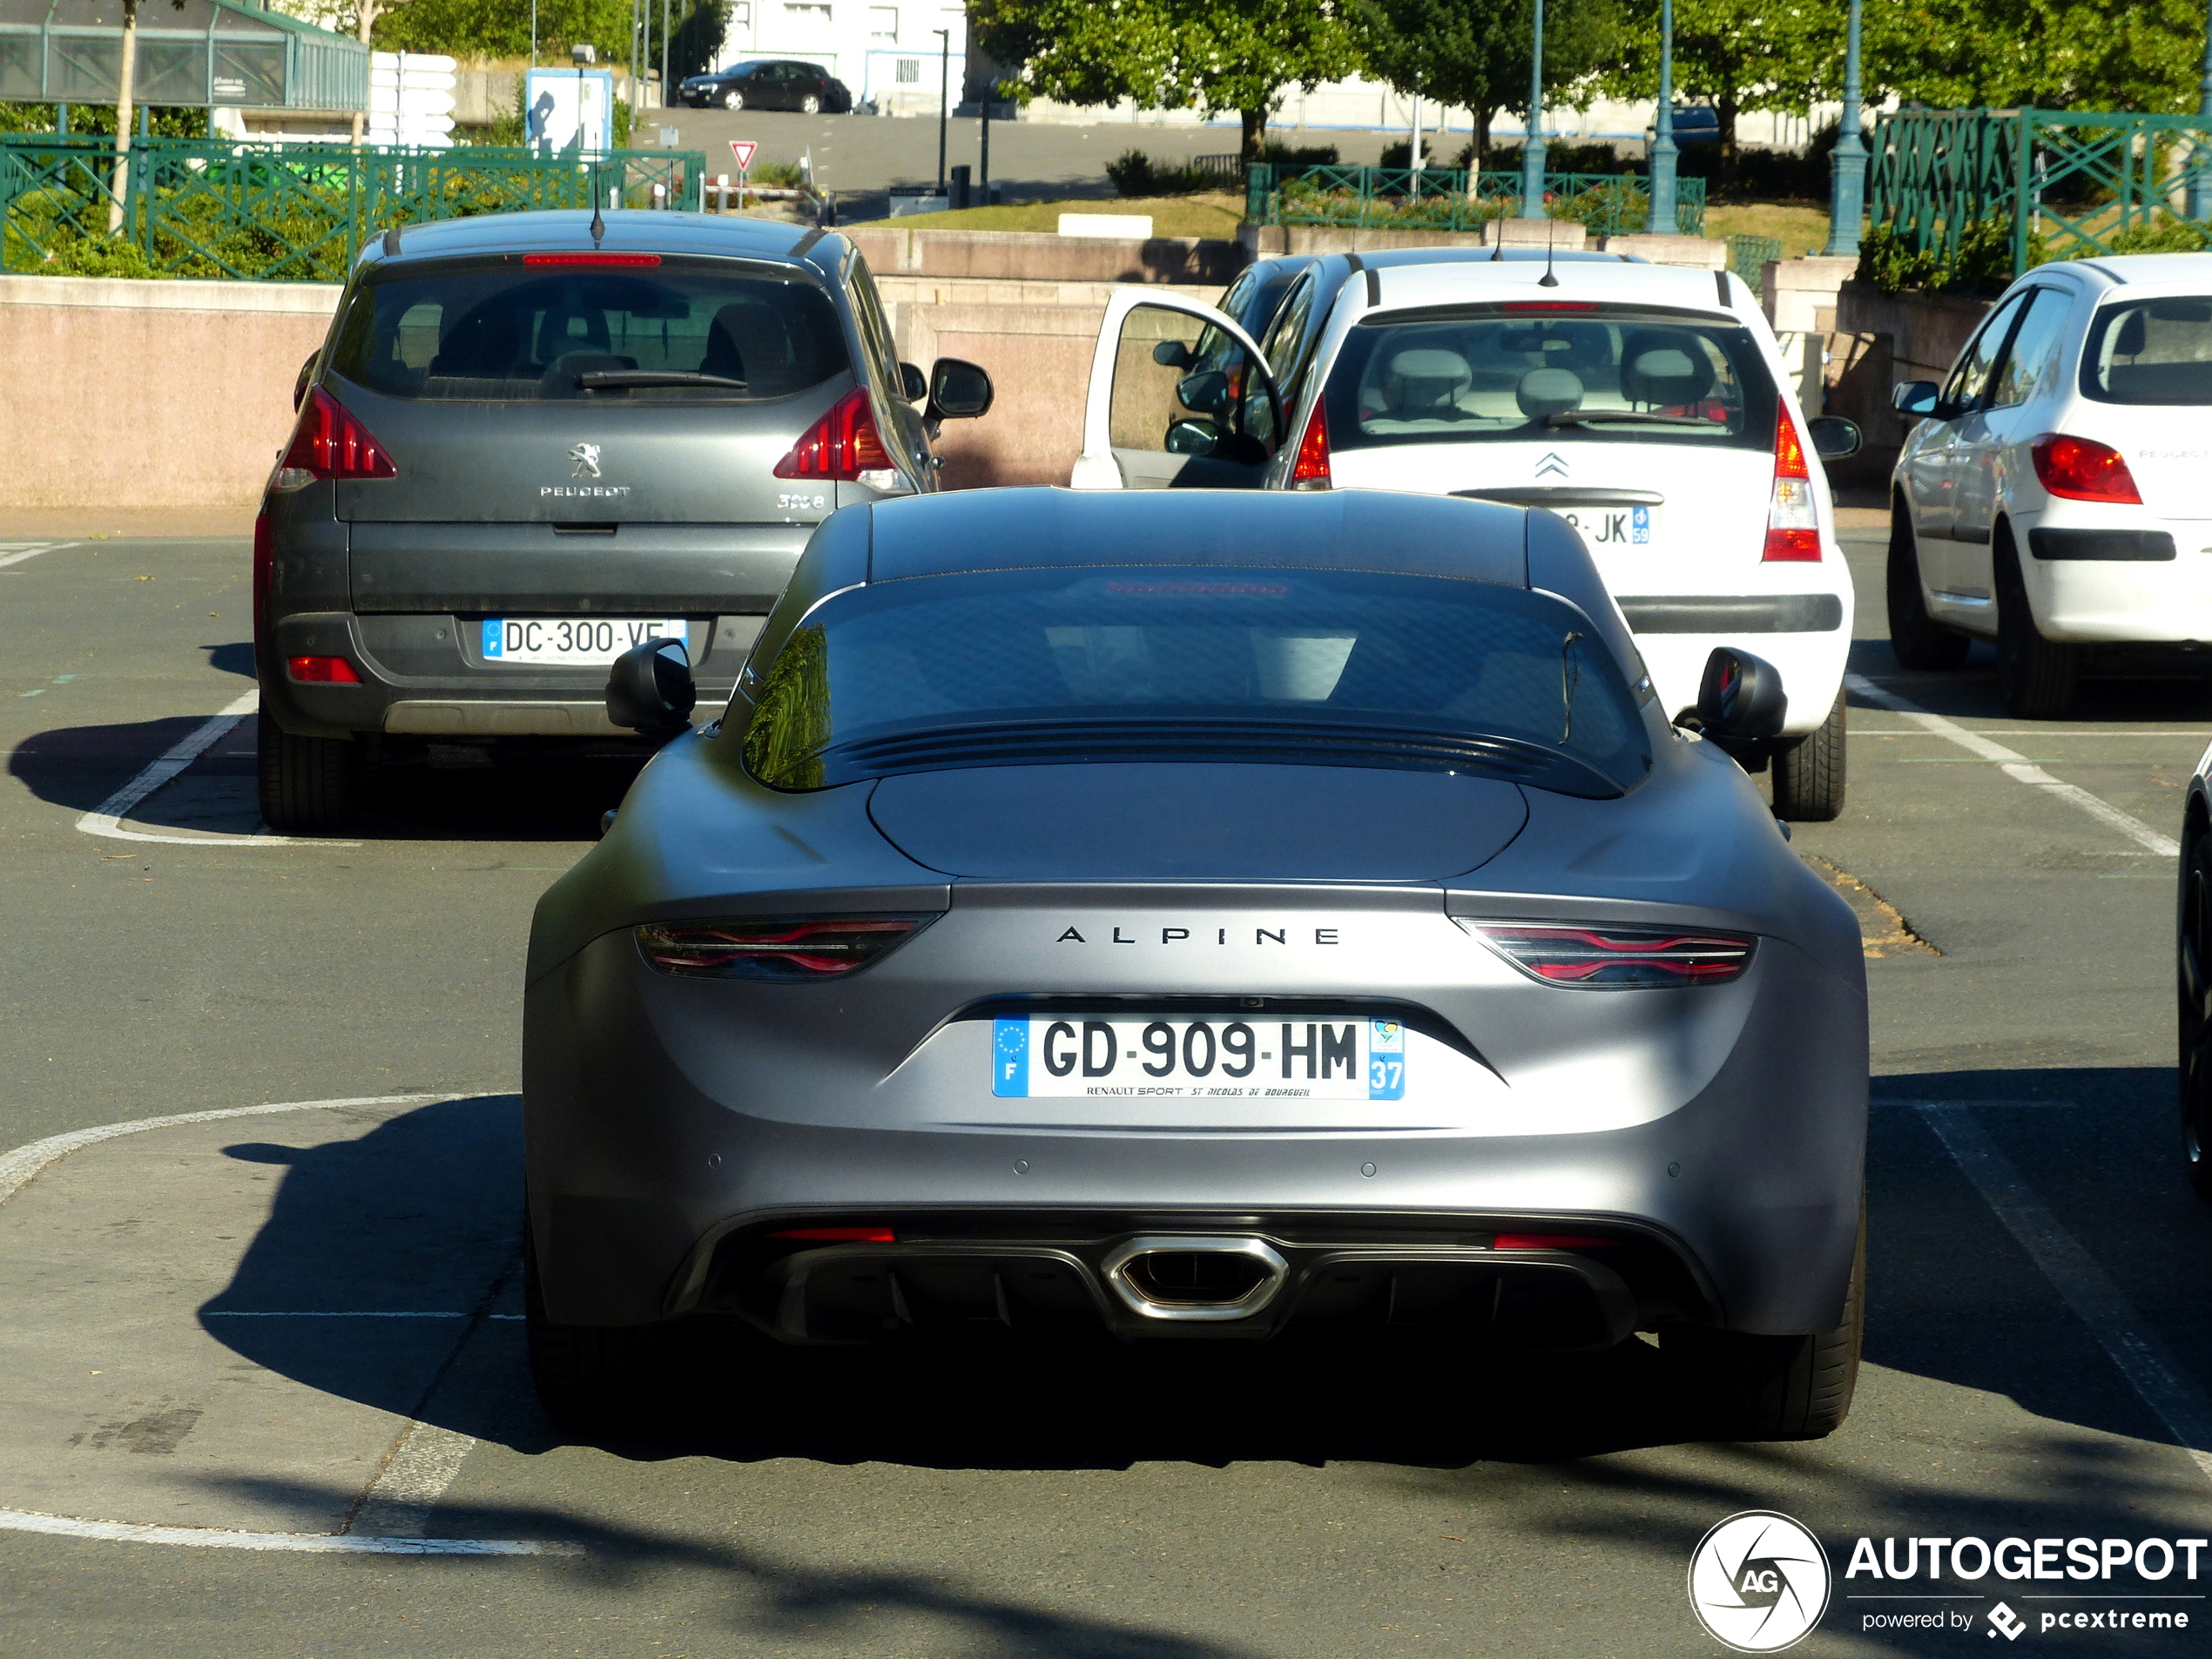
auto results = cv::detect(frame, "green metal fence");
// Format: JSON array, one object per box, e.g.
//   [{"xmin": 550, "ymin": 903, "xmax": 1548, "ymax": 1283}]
[
  {"xmin": 1726, "ymin": 233, "xmax": 1784, "ymax": 286},
  {"xmin": 1, "ymin": 136, "xmax": 708, "ymax": 282},
  {"xmin": 1867, "ymin": 106, "xmax": 2212, "ymax": 279},
  {"xmin": 1248, "ymin": 164, "xmax": 1706, "ymax": 238}
]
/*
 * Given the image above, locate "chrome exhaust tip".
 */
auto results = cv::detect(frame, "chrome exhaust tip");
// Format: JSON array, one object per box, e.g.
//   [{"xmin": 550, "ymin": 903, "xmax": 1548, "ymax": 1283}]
[{"xmin": 1100, "ymin": 1235, "xmax": 1290, "ymax": 1323}]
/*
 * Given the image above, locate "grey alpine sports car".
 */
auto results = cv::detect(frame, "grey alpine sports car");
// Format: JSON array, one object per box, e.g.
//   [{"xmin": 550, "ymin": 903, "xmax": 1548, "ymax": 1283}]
[{"xmin": 523, "ymin": 487, "xmax": 1869, "ymax": 1440}]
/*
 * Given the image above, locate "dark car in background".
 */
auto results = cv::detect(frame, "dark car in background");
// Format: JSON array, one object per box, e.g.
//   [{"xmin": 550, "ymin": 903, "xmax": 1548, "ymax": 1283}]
[
  {"xmin": 256, "ymin": 209, "xmax": 991, "ymax": 834},
  {"xmin": 678, "ymin": 59, "xmax": 853, "ymax": 113}
]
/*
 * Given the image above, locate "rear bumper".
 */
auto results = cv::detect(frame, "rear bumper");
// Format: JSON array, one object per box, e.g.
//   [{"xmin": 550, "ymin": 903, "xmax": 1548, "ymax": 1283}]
[
  {"xmin": 523, "ymin": 927, "xmax": 1867, "ymax": 1340},
  {"xmin": 2014, "ymin": 509, "xmax": 2212, "ymax": 644},
  {"xmin": 260, "ymin": 610, "xmax": 759, "ymax": 739}
]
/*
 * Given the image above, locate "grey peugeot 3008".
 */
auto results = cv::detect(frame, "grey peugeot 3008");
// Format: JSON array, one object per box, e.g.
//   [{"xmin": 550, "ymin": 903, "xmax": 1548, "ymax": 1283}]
[{"xmin": 255, "ymin": 208, "xmax": 990, "ymax": 833}]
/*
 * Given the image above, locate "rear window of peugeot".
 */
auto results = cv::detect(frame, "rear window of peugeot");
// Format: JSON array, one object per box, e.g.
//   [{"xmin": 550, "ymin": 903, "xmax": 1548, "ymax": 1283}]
[
  {"xmin": 2082, "ymin": 298, "xmax": 2212, "ymax": 405},
  {"xmin": 1323, "ymin": 304, "xmax": 1779, "ymax": 453},
  {"xmin": 327, "ymin": 257, "xmax": 850, "ymax": 402},
  {"xmin": 734, "ymin": 566, "xmax": 1650, "ymax": 799}
]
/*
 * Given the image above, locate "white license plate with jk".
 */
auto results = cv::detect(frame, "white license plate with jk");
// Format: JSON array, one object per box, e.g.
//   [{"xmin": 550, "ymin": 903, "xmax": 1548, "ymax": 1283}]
[
  {"xmin": 992, "ymin": 1015, "xmax": 1406, "ymax": 1101},
  {"xmin": 1560, "ymin": 506, "xmax": 1656, "ymax": 548},
  {"xmin": 482, "ymin": 618, "xmax": 688, "ymax": 666}
]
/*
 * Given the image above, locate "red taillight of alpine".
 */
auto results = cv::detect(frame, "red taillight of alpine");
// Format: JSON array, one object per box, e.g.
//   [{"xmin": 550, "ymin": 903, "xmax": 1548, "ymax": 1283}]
[
  {"xmin": 276, "ymin": 386, "xmax": 396, "ymax": 487},
  {"xmin": 766, "ymin": 1226, "xmax": 897, "ymax": 1243},
  {"xmin": 1460, "ymin": 921, "xmax": 1756, "ymax": 988},
  {"xmin": 773, "ymin": 384, "xmax": 894, "ymax": 481},
  {"xmin": 1492, "ymin": 1233, "xmax": 1616, "ymax": 1250},
  {"xmin": 1289, "ymin": 401, "xmax": 1332, "ymax": 490},
  {"xmin": 1762, "ymin": 409, "xmax": 1821, "ymax": 562},
  {"xmin": 2031, "ymin": 432, "xmax": 2142, "ymax": 503},
  {"xmin": 286, "ymin": 655, "xmax": 361, "ymax": 684},
  {"xmin": 634, "ymin": 915, "xmax": 935, "ymax": 981}
]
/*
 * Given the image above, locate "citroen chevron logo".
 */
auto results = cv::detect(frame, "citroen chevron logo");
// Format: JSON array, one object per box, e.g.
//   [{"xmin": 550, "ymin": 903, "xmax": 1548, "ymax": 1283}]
[{"xmin": 1535, "ymin": 451, "xmax": 1568, "ymax": 477}]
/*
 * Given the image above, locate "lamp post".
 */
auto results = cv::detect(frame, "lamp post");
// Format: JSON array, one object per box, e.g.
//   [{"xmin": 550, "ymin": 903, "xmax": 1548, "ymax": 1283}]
[
  {"xmin": 1649, "ymin": 0, "xmax": 1678, "ymax": 235},
  {"xmin": 934, "ymin": 27, "xmax": 950, "ymax": 193},
  {"xmin": 1822, "ymin": 0, "xmax": 1867, "ymax": 255},
  {"xmin": 2188, "ymin": 0, "xmax": 2212, "ymax": 221},
  {"xmin": 1518, "ymin": 0, "xmax": 1547, "ymax": 217}
]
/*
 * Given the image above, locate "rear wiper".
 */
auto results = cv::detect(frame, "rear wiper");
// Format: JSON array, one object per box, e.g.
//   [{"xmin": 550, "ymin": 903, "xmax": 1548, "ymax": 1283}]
[
  {"xmin": 1542, "ymin": 408, "xmax": 1718, "ymax": 428},
  {"xmin": 577, "ymin": 370, "xmax": 748, "ymax": 391}
]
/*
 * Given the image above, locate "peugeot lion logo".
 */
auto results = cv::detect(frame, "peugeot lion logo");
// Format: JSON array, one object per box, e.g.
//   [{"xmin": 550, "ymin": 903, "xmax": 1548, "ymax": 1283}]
[{"xmin": 569, "ymin": 442, "xmax": 603, "ymax": 479}]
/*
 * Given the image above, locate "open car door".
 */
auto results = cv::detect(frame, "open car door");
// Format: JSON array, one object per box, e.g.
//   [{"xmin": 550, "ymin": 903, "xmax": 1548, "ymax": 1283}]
[{"xmin": 1069, "ymin": 289, "xmax": 1283, "ymax": 490}]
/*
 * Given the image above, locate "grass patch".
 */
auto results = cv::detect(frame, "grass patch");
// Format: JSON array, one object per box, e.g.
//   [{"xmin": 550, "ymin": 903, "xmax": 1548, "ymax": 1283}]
[
  {"xmin": 884, "ymin": 192, "xmax": 1244, "ymax": 240},
  {"xmin": 1706, "ymin": 202, "xmax": 1832, "ymax": 255}
]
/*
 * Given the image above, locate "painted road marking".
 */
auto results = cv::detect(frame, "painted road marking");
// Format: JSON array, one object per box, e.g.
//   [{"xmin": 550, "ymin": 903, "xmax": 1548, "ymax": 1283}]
[
  {"xmin": 1846, "ymin": 674, "xmax": 2181, "ymax": 858},
  {"xmin": 71, "ymin": 690, "xmax": 359, "ymax": 847},
  {"xmin": 0, "ymin": 1092, "xmax": 554, "ymax": 1554},
  {"xmin": 0, "ymin": 1509, "xmax": 576, "ymax": 1554},
  {"xmin": 0, "ymin": 542, "xmax": 70, "ymax": 570},
  {"xmin": 1914, "ymin": 1101, "xmax": 2212, "ymax": 1487}
]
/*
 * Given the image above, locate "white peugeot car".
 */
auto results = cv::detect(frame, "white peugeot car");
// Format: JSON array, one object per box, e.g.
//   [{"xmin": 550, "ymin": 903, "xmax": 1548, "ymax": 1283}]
[
  {"xmin": 1070, "ymin": 253, "xmax": 1862, "ymax": 819},
  {"xmin": 1888, "ymin": 253, "xmax": 2212, "ymax": 717}
]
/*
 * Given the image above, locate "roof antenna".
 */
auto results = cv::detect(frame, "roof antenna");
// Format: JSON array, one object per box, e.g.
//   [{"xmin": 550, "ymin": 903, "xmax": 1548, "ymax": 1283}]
[
  {"xmin": 1539, "ymin": 215, "xmax": 1559, "ymax": 287},
  {"xmin": 590, "ymin": 162, "xmax": 606, "ymax": 246}
]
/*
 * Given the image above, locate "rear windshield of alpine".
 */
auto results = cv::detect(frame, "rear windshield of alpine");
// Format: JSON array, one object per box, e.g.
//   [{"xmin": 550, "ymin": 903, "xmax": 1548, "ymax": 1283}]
[
  {"xmin": 734, "ymin": 566, "xmax": 1651, "ymax": 799},
  {"xmin": 2082, "ymin": 298, "xmax": 2212, "ymax": 405},
  {"xmin": 1324, "ymin": 303, "xmax": 1779, "ymax": 453},
  {"xmin": 326, "ymin": 256, "xmax": 849, "ymax": 402}
]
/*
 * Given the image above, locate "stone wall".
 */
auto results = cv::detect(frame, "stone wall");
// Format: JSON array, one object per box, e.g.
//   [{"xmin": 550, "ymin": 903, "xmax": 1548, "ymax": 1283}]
[
  {"xmin": 0, "ymin": 275, "xmax": 340, "ymax": 511},
  {"xmin": 1828, "ymin": 283, "xmax": 1993, "ymax": 483}
]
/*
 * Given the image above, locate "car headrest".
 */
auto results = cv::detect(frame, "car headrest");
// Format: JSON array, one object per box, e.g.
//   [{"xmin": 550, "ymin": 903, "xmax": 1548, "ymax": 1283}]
[
  {"xmin": 1384, "ymin": 347, "xmax": 1472, "ymax": 408},
  {"xmin": 1515, "ymin": 367, "xmax": 1584, "ymax": 420},
  {"xmin": 1620, "ymin": 330, "xmax": 1714, "ymax": 406},
  {"xmin": 2114, "ymin": 309, "xmax": 2148, "ymax": 356}
]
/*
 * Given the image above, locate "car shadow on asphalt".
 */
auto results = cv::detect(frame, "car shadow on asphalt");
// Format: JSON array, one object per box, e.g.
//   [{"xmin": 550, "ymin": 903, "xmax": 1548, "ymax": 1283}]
[
  {"xmin": 1845, "ymin": 637, "xmax": 2212, "ymax": 724},
  {"xmin": 192, "ymin": 1067, "xmax": 2212, "ymax": 1487},
  {"xmin": 9, "ymin": 713, "xmax": 644, "ymax": 842}
]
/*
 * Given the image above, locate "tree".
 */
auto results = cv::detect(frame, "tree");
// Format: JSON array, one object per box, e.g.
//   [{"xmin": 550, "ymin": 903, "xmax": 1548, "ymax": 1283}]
[
  {"xmin": 1349, "ymin": 0, "xmax": 1622, "ymax": 165},
  {"xmin": 1592, "ymin": 0, "xmax": 1841, "ymax": 183},
  {"xmin": 1870, "ymin": 0, "xmax": 2209, "ymax": 113},
  {"xmin": 970, "ymin": 0, "xmax": 1361, "ymax": 165}
]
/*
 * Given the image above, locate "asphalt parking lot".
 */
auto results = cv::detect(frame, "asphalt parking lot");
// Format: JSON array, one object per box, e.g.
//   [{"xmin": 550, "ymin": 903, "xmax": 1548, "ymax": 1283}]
[{"xmin": 3, "ymin": 523, "xmax": 2211, "ymax": 1656}]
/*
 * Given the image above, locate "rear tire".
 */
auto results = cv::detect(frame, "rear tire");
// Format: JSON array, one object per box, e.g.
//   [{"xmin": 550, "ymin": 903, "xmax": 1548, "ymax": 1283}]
[
  {"xmin": 1664, "ymin": 1204, "xmax": 1864, "ymax": 1441},
  {"xmin": 1770, "ymin": 689, "xmax": 1847, "ymax": 822},
  {"xmin": 799, "ymin": 93, "xmax": 821, "ymax": 115},
  {"xmin": 257, "ymin": 722, "xmax": 358, "ymax": 835},
  {"xmin": 523, "ymin": 1217, "xmax": 691, "ymax": 1433},
  {"xmin": 1996, "ymin": 535, "xmax": 2077, "ymax": 718},
  {"xmin": 1886, "ymin": 496, "xmax": 1969, "ymax": 670}
]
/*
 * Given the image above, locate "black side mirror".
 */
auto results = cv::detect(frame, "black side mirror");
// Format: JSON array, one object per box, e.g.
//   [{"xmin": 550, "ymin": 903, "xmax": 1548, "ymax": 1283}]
[
  {"xmin": 1164, "ymin": 418, "xmax": 1221, "ymax": 455},
  {"xmin": 1152, "ymin": 339, "xmax": 1193, "ymax": 369},
  {"xmin": 293, "ymin": 349, "xmax": 318, "ymax": 411},
  {"xmin": 898, "ymin": 361, "xmax": 927, "ymax": 401},
  {"xmin": 1806, "ymin": 415, "xmax": 1861, "ymax": 459},
  {"xmin": 927, "ymin": 357, "xmax": 994, "ymax": 420},
  {"xmin": 1891, "ymin": 380, "xmax": 1941, "ymax": 418},
  {"xmin": 606, "ymin": 637, "xmax": 697, "ymax": 735},
  {"xmin": 1177, "ymin": 368, "xmax": 1231, "ymax": 415},
  {"xmin": 1696, "ymin": 646, "xmax": 1787, "ymax": 741}
]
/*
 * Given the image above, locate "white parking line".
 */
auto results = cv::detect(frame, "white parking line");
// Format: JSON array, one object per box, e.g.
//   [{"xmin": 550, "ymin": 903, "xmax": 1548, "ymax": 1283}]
[
  {"xmin": 0, "ymin": 1508, "xmax": 576, "ymax": 1554},
  {"xmin": 0, "ymin": 542, "xmax": 70, "ymax": 570},
  {"xmin": 1915, "ymin": 1102, "xmax": 2212, "ymax": 1487},
  {"xmin": 71, "ymin": 690, "xmax": 359, "ymax": 847},
  {"xmin": 1846, "ymin": 674, "xmax": 2181, "ymax": 857},
  {"xmin": 0, "ymin": 1093, "xmax": 555, "ymax": 1554}
]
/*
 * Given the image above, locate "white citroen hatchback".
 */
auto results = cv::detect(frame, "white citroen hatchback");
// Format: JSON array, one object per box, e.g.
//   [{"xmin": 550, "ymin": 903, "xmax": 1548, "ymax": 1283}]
[
  {"xmin": 1070, "ymin": 255, "xmax": 1862, "ymax": 819},
  {"xmin": 1888, "ymin": 253, "xmax": 2212, "ymax": 717}
]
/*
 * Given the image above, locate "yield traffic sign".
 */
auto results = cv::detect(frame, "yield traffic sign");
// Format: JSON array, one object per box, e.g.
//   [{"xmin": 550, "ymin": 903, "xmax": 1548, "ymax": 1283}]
[{"xmin": 728, "ymin": 139, "xmax": 758, "ymax": 172}]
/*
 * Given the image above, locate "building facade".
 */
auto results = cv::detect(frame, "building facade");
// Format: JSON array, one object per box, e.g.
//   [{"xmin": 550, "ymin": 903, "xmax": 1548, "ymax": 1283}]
[{"xmin": 711, "ymin": 0, "xmax": 968, "ymax": 116}]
